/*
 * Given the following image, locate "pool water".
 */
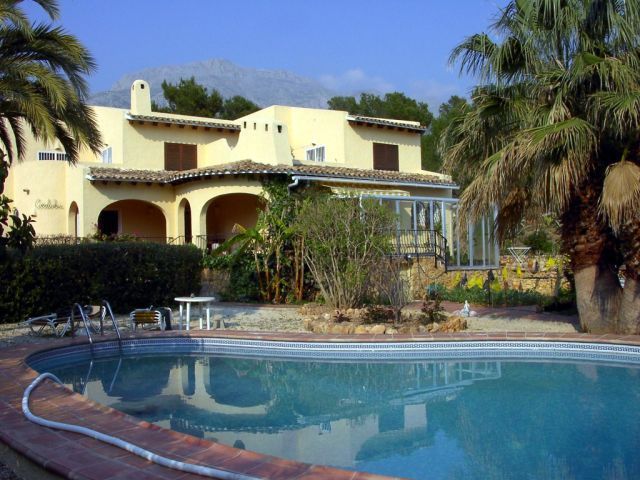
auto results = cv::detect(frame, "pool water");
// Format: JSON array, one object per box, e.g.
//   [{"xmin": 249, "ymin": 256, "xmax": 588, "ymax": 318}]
[{"xmin": 42, "ymin": 354, "xmax": 640, "ymax": 479}]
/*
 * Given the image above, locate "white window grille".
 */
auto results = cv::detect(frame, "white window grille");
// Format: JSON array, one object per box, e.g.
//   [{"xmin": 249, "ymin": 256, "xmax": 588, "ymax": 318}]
[
  {"xmin": 37, "ymin": 151, "xmax": 69, "ymax": 161},
  {"xmin": 305, "ymin": 145, "xmax": 325, "ymax": 162},
  {"xmin": 101, "ymin": 146, "xmax": 113, "ymax": 164}
]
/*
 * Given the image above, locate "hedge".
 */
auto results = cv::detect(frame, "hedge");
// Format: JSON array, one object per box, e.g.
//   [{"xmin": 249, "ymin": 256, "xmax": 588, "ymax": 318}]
[{"xmin": 0, "ymin": 242, "xmax": 202, "ymax": 323}]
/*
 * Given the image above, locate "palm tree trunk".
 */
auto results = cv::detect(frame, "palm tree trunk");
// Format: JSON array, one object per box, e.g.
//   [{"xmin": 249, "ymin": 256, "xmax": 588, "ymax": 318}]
[
  {"xmin": 618, "ymin": 217, "xmax": 640, "ymax": 333},
  {"xmin": 562, "ymin": 184, "xmax": 621, "ymax": 333},
  {"xmin": 619, "ymin": 277, "xmax": 640, "ymax": 334},
  {"xmin": 573, "ymin": 266, "xmax": 621, "ymax": 333}
]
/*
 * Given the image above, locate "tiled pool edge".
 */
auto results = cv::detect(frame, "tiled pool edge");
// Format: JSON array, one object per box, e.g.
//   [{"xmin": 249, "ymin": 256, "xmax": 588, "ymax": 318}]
[{"xmin": 2, "ymin": 330, "xmax": 640, "ymax": 480}]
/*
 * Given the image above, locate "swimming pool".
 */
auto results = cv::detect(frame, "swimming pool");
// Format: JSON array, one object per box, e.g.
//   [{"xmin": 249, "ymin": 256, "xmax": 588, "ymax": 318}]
[{"xmin": 27, "ymin": 337, "xmax": 640, "ymax": 479}]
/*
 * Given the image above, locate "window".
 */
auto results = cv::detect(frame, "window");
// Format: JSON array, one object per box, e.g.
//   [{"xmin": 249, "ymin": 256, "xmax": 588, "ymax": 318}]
[
  {"xmin": 373, "ymin": 143, "xmax": 399, "ymax": 171},
  {"xmin": 164, "ymin": 143, "xmax": 197, "ymax": 170},
  {"xmin": 101, "ymin": 146, "xmax": 112, "ymax": 164},
  {"xmin": 306, "ymin": 145, "xmax": 325, "ymax": 162},
  {"xmin": 277, "ymin": 125, "xmax": 282, "ymax": 133},
  {"xmin": 37, "ymin": 151, "xmax": 69, "ymax": 161}
]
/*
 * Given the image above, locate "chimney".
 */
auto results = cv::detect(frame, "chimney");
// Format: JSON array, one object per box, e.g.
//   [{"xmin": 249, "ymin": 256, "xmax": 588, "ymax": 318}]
[{"xmin": 131, "ymin": 80, "xmax": 151, "ymax": 114}]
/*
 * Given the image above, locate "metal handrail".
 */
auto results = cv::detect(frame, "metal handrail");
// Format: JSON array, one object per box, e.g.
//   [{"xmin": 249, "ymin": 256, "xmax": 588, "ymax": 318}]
[
  {"xmin": 102, "ymin": 300, "xmax": 121, "ymax": 344},
  {"xmin": 71, "ymin": 303, "xmax": 93, "ymax": 346}
]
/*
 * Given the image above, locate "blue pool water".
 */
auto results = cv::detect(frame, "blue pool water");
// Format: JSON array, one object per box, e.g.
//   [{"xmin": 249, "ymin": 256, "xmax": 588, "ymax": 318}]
[{"xmin": 33, "ymin": 347, "xmax": 640, "ymax": 479}]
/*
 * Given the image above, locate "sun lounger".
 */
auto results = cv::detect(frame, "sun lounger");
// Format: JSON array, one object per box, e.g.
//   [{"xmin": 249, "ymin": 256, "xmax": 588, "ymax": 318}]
[
  {"xmin": 130, "ymin": 308, "xmax": 166, "ymax": 331},
  {"xmin": 24, "ymin": 304, "xmax": 104, "ymax": 337},
  {"xmin": 24, "ymin": 312, "xmax": 73, "ymax": 337}
]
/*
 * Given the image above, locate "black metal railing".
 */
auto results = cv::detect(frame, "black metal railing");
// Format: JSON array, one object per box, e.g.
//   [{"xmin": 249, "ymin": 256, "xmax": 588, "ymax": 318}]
[{"xmin": 387, "ymin": 229, "xmax": 448, "ymax": 270}]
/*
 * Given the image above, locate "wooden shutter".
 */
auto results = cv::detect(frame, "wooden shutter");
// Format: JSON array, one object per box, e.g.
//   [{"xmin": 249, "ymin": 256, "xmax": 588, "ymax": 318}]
[
  {"xmin": 181, "ymin": 144, "xmax": 197, "ymax": 170},
  {"xmin": 373, "ymin": 143, "xmax": 399, "ymax": 171},
  {"xmin": 164, "ymin": 143, "xmax": 197, "ymax": 171},
  {"xmin": 164, "ymin": 143, "xmax": 181, "ymax": 170}
]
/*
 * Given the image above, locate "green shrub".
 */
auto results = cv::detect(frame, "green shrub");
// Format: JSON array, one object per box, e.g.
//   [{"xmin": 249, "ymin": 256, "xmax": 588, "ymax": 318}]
[
  {"xmin": 203, "ymin": 251, "xmax": 260, "ymax": 302},
  {"xmin": 0, "ymin": 242, "xmax": 202, "ymax": 323},
  {"xmin": 524, "ymin": 230, "xmax": 555, "ymax": 254},
  {"xmin": 419, "ymin": 291, "xmax": 447, "ymax": 325},
  {"xmin": 434, "ymin": 283, "xmax": 549, "ymax": 307},
  {"xmin": 296, "ymin": 195, "xmax": 395, "ymax": 309}
]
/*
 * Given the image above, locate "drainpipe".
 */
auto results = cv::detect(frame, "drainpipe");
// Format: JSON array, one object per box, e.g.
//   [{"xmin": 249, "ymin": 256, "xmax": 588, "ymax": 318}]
[{"xmin": 287, "ymin": 176, "xmax": 300, "ymax": 194}]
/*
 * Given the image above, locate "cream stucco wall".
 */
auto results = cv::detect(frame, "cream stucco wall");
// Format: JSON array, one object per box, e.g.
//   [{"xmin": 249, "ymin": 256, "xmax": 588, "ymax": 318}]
[{"xmin": 4, "ymin": 80, "xmax": 454, "ymax": 239}]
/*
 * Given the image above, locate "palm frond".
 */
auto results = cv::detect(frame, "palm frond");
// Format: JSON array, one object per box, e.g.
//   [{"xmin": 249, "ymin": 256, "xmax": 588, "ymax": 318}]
[{"xmin": 599, "ymin": 159, "xmax": 640, "ymax": 234}]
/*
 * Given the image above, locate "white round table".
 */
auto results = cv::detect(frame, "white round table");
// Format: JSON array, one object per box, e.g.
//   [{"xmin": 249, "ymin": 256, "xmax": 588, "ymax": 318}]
[{"xmin": 174, "ymin": 296, "xmax": 217, "ymax": 330}]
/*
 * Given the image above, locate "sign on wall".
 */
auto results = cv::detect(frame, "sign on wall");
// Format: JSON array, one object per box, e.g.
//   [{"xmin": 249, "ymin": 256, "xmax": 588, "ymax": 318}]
[{"xmin": 35, "ymin": 199, "xmax": 64, "ymax": 210}]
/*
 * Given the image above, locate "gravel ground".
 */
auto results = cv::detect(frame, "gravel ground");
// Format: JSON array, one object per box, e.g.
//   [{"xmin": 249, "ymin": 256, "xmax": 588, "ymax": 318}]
[{"xmin": 0, "ymin": 303, "xmax": 578, "ymax": 350}]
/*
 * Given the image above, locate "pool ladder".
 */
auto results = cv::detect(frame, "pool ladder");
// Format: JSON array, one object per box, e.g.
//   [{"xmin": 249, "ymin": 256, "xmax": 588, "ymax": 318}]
[{"xmin": 71, "ymin": 300, "xmax": 122, "ymax": 349}]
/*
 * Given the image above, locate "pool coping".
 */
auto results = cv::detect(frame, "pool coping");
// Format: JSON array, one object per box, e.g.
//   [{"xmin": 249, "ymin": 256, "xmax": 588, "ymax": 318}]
[{"xmin": 2, "ymin": 330, "xmax": 640, "ymax": 480}]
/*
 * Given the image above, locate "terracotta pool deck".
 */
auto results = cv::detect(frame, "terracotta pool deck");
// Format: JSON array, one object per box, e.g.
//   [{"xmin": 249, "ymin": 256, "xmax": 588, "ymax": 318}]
[{"xmin": 0, "ymin": 329, "xmax": 637, "ymax": 480}]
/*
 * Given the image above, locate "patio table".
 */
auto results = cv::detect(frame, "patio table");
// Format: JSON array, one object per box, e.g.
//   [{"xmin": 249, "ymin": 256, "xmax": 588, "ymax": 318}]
[{"xmin": 174, "ymin": 296, "xmax": 217, "ymax": 330}]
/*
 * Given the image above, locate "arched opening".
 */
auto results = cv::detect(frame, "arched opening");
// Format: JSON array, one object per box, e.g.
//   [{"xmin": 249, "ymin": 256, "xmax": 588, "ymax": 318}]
[
  {"xmin": 97, "ymin": 200, "xmax": 166, "ymax": 241},
  {"xmin": 178, "ymin": 199, "xmax": 192, "ymax": 244},
  {"xmin": 68, "ymin": 202, "xmax": 79, "ymax": 237},
  {"xmin": 203, "ymin": 193, "xmax": 263, "ymax": 247}
]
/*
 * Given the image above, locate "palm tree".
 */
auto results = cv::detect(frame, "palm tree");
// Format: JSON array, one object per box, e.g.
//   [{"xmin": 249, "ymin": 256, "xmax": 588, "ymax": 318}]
[
  {"xmin": 442, "ymin": 0, "xmax": 640, "ymax": 333},
  {"xmin": 0, "ymin": 0, "xmax": 101, "ymax": 243}
]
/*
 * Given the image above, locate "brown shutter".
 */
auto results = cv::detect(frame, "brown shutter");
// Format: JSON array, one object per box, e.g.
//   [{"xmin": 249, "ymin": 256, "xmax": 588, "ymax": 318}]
[
  {"xmin": 164, "ymin": 143, "xmax": 197, "ymax": 171},
  {"xmin": 181, "ymin": 144, "xmax": 197, "ymax": 170},
  {"xmin": 373, "ymin": 143, "xmax": 399, "ymax": 171},
  {"xmin": 164, "ymin": 143, "xmax": 180, "ymax": 170}
]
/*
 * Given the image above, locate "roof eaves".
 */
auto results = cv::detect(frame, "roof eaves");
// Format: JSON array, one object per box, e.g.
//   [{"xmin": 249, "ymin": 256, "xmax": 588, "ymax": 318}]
[{"xmin": 125, "ymin": 113, "xmax": 241, "ymax": 132}]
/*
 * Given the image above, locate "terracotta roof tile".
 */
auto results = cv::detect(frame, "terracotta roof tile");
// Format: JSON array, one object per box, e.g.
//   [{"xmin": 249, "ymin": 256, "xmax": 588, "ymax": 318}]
[
  {"xmin": 125, "ymin": 113, "xmax": 240, "ymax": 131},
  {"xmin": 346, "ymin": 115, "xmax": 427, "ymax": 133},
  {"xmin": 88, "ymin": 160, "xmax": 457, "ymax": 188}
]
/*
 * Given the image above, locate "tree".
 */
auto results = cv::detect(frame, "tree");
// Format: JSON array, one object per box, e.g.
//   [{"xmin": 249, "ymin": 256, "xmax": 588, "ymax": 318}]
[
  {"xmin": 0, "ymin": 0, "xmax": 102, "ymax": 252},
  {"xmin": 221, "ymin": 95, "xmax": 260, "ymax": 120},
  {"xmin": 422, "ymin": 95, "xmax": 468, "ymax": 173},
  {"xmin": 152, "ymin": 77, "xmax": 260, "ymax": 120},
  {"xmin": 441, "ymin": 0, "xmax": 640, "ymax": 333},
  {"xmin": 152, "ymin": 77, "xmax": 223, "ymax": 118},
  {"xmin": 327, "ymin": 91, "xmax": 433, "ymax": 127}
]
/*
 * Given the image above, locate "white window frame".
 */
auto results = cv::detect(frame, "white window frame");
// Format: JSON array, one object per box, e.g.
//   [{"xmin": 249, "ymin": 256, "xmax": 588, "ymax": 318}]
[
  {"xmin": 305, "ymin": 145, "xmax": 325, "ymax": 162},
  {"xmin": 101, "ymin": 146, "xmax": 113, "ymax": 164},
  {"xmin": 37, "ymin": 150, "xmax": 69, "ymax": 161}
]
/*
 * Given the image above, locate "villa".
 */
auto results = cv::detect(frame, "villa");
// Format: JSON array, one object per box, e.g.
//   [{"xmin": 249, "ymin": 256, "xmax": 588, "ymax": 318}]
[{"xmin": 5, "ymin": 80, "xmax": 497, "ymax": 269}]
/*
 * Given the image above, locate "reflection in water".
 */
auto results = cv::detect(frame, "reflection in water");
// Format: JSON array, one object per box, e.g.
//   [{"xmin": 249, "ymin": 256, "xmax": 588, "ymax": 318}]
[{"xmin": 47, "ymin": 355, "xmax": 640, "ymax": 480}]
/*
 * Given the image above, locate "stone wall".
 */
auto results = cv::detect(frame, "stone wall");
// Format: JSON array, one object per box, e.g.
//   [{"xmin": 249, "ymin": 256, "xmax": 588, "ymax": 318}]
[{"xmin": 408, "ymin": 255, "xmax": 571, "ymax": 298}]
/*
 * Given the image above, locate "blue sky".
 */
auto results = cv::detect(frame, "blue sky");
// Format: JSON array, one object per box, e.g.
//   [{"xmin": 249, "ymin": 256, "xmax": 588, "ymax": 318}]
[{"xmin": 25, "ymin": 0, "xmax": 507, "ymax": 109}]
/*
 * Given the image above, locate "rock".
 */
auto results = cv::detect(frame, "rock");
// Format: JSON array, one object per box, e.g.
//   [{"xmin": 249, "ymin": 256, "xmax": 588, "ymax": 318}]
[
  {"xmin": 429, "ymin": 322, "xmax": 441, "ymax": 333},
  {"xmin": 398, "ymin": 325, "xmax": 412, "ymax": 334},
  {"xmin": 418, "ymin": 325, "xmax": 429, "ymax": 333},
  {"xmin": 440, "ymin": 316, "xmax": 468, "ymax": 332},
  {"xmin": 330, "ymin": 324, "xmax": 343, "ymax": 334},
  {"xmin": 386, "ymin": 327, "xmax": 398, "ymax": 335},
  {"xmin": 370, "ymin": 324, "xmax": 386, "ymax": 335},
  {"xmin": 303, "ymin": 318, "xmax": 313, "ymax": 331},
  {"xmin": 323, "ymin": 313, "xmax": 331, "ymax": 321},
  {"xmin": 354, "ymin": 325, "xmax": 369, "ymax": 334}
]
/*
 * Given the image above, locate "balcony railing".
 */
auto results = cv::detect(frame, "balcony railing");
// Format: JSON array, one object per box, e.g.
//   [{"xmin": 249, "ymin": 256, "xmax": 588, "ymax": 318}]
[{"xmin": 387, "ymin": 229, "xmax": 448, "ymax": 270}]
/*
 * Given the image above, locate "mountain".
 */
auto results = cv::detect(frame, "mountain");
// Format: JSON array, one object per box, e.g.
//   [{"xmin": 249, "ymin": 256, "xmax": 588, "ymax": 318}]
[{"xmin": 89, "ymin": 59, "xmax": 337, "ymax": 110}]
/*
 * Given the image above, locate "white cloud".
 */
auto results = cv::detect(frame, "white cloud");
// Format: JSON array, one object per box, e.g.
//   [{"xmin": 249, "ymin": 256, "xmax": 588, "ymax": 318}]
[{"xmin": 319, "ymin": 68, "xmax": 394, "ymax": 95}]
